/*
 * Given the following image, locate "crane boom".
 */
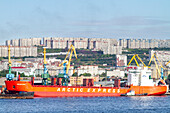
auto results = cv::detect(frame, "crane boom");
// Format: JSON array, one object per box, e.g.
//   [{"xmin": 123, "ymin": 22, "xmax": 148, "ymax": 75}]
[
  {"xmin": 59, "ymin": 44, "xmax": 77, "ymax": 74},
  {"xmin": 128, "ymin": 54, "xmax": 146, "ymax": 67},
  {"xmin": 148, "ymin": 53, "xmax": 165, "ymax": 69},
  {"xmin": 148, "ymin": 53, "xmax": 165, "ymax": 79}
]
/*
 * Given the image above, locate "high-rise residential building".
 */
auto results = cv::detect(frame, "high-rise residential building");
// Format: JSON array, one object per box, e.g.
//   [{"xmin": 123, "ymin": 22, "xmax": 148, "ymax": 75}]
[
  {"xmin": 1, "ymin": 46, "xmax": 8, "ymax": 57},
  {"xmin": 73, "ymin": 38, "xmax": 88, "ymax": 49},
  {"xmin": 5, "ymin": 37, "xmax": 121, "ymax": 55},
  {"xmin": 149, "ymin": 50, "xmax": 170, "ymax": 62},
  {"xmin": 159, "ymin": 39, "xmax": 170, "ymax": 48},
  {"xmin": 6, "ymin": 40, "xmax": 11, "ymax": 46},
  {"xmin": 11, "ymin": 39, "xmax": 19, "ymax": 46},
  {"xmin": 122, "ymin": 39, "xmax": 160, "ymax": 49},
  {"xmin": 14, "ymin": 47, "xmax": 20, "ymax": 57},
  {"xmin": 119, "ymin": 39, "xmax": 127, "ymax": 48},
  {"xmin": 19, "ymin": 38, "xmax": 29, "ymax": 46},
  {"xmin": 0, "ymin": 46, "xmax": 37, "ymax": 57},
  {"xmin": 31, "ymin": 38, "xmax": 42, "ymax": 46},
  {"xmin": 109, "ymin": 46, "xmax": 122, "ymax": 55},
  {"xmin": 43, "ymin": 37, "xmax": 51, "ymax": 47}
]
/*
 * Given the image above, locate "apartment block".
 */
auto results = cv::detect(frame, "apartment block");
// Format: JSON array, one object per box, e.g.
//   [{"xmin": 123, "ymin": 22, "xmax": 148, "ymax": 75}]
[
  {"xmin": 6, "ymin": 37, "xmax": 121, "ymax": 54},
  {"xmin": 31, "ymin": 38, "xmax": 41, "ymax": 46},
  {"xmin": 6, "ymin": 40, "xmax": 11, "ymax": 46},
  {"xmin": 159, "ymin": 40, "xmax": 170, "ymax": 48},
  {"xmin": 11, "ymin": 39, "xmax": 19, "ymax": 46},
  {"xmin": 43, "ymin": 37, "xmax": 51, "ymax": 46},
  {"xmin": 0, "ymin": 46, "xmax": 37, "ymax": 57},
  {"xmin": 149, "ymin": 50, "xmax": 170, "ymax": 62},
  {"xmin": 123, "ymin": 39, "xmax": 160, "ymax": 49},
  {"xmin": 0, "ymin": 46, "xmax": 8, "ymax": 57},
  {"xmin": 119, "ymin": 39, "xmax": 127, "ymax": 48}
]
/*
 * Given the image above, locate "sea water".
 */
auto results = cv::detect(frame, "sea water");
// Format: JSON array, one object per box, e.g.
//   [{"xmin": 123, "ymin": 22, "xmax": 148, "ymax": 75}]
[{"xmin": 0, "ymin": 96, "xmax": 170, "ymax": 113}]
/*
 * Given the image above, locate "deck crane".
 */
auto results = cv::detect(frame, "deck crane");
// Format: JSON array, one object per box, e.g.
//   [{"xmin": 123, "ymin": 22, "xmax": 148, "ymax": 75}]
[
  {"xmin": 59, "ymin": 44, "xmax": 77, "ymax": 86},
  {"xmin": 127, "ymin": 54, "xmax": 146, "ymax": 67},
  {"xmin": 148, "ymin": 53, "xmax": 166, "ymax": 79}
]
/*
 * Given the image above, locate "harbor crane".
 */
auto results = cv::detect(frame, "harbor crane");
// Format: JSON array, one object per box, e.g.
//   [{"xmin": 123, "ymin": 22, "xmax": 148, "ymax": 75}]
[
  {"xmin": 41, "ymin": 47, "xmax": 50, "ymax": 85},
  {"xmin": 59, "ymin": 44, "xmax": 77, "ymax": 85},
  {"xmin": 148, "ymin": 53, "xmax": 166, "ymax": 79},
  {"xmin": 128, "ymin": 54, "xmax": 146, "ymax": 67},
  {"xmin": 6, "ymin": 45, "xmax": 14, "ymax": 81}
]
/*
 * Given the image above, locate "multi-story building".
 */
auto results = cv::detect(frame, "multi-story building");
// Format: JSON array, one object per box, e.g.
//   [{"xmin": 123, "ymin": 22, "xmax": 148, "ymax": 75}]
[
  {"xmin": 0, "ymin": 46, "xmax": 37, "ymax": 57},
  {"xmin": 116, "ymin": 55, "xmax": 127, "ymax": 67},
  {"xmin": 77, "ymin": 65, "xmax": 105, "ymax": 76},
  {"xmin": 6, "ymin": 38, "xmax": 41, "ymax": 47},
  {"xmin": 6, "ymin": 37, "xmax": 121, "ymax": 54},
  {"xmin": 0, "ymin": 46, "xmax": 8, "ymax": 57},
  {"xmin": 106, "ymin": 70, "xmax": 125, "ymax": 78},
  {"xmin": 31, "ymin": 38, "xmax": 41, "ymax": 46},
  {"xmin": 159, "ymin": 39, "xmax": 170, "ymax": 48},
  {"xmin": 19, "ymin": 38, "xmax": 30, "ymax": 46},
  {"xmin": 124, "ymin": 39, "xmax": 160, "ymax": 49},
  {"xmin": 43, "ymin": 37, "xmax": 51, "ymax": 46},
  {"xmin": 11, "ymin": 39, "xmax": 19, "ymax": 46},
  {"xmin": 149, "ymin": 50, "xmax": 170, "ymax": 62},
  {"xmin": 6, "ymin": 40, "xmax": 11, "ymax": 46},
  {"xmin": 139, "ymin": 39, "xmax": 145, "ymax": 48},
  {"xmin": 73, "ymin": 38, "xmax": 88, "ymax": 49},
  {"xmin": 119, "ymin": 39, "xmax": 127, "ymax": 48}
]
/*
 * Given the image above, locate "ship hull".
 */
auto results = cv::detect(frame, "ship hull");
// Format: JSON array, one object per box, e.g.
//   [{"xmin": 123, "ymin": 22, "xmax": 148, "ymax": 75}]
[{"xmin": 5, "ymin": 81, "xmax": 167, "ymax": 97}]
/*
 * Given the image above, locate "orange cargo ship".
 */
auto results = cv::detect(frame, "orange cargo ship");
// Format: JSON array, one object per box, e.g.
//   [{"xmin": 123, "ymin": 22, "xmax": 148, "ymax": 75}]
[
  {"xmin": 4, "ymin": 45, "xmax": 168, "ymax": 97},
  {"xmin": 5, "ymin": 79, "xmax": 168, "ymax": 97}
]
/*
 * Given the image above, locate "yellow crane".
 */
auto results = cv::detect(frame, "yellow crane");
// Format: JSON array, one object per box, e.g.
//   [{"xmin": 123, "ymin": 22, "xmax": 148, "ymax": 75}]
[
  {"xmin": 59, "ymin": 44, "xmax": 78, "ymax": 75},
  {"xmin": 127, "ymin": 54, "xmax": 146, "ymax": 67},
  {"xmin": 148, "ymin": 53, "xmax": 165, "ymax": 79},
  {"xmin": 58, "ymin": 44, "xmax": 77, "ymax": 86}
]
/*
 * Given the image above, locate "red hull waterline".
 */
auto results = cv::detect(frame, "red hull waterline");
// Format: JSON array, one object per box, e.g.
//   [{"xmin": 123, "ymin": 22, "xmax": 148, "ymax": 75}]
[{"xmin": 5, "ymin": 81, "xmax": 168, "ymax": 97}]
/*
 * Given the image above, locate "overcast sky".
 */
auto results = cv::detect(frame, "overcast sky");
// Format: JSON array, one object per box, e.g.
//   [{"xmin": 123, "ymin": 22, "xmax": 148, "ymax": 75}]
[{"xmin": 0, "ymin": 0, "xmax": 170, "ymax": 44}]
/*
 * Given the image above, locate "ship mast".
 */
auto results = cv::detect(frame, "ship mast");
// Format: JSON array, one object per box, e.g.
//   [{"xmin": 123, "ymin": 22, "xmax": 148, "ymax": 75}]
[
  {"xmin": 6, "ymin": 45, "xmax": 14, "ymax": 80},
  {"xmin": 41, "ymin": 47, "xmax": 49, "ymax": 85}
]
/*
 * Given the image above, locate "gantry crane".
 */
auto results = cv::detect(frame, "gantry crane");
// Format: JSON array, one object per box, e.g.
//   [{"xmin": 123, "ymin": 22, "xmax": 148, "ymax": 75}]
[
  {"xmin": 148, "ymin": 53, "xmax": 166, "ymax": 79},
  {"xmin": 128, "ymin": 54, "xmax": 146, "ymax": 67},
  {"xmin": 59, "ymin": 44, "xmax": 77, "ymax": 85}
]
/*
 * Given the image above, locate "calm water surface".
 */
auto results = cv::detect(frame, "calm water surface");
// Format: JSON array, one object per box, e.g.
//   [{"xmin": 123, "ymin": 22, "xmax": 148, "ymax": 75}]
[{"xmin": 0, "ymin": 96, "xmax": 170, "ymax": 113}]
